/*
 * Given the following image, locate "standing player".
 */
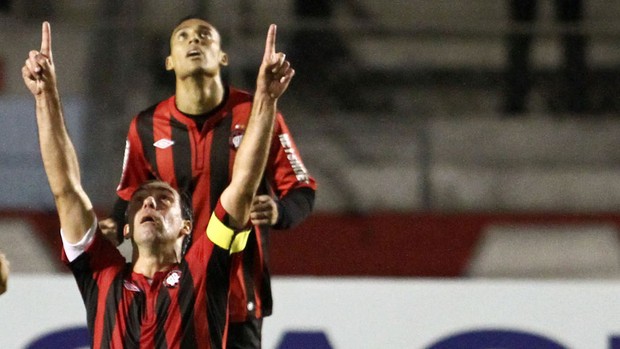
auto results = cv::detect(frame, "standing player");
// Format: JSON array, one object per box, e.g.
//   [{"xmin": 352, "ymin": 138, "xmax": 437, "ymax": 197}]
[
  {"xmin": 23, "ymin": 21, "xmax": 294, "ymax": 347},
  {"xmin": 99, "ymin": 16, "xmax": 317, "ymax": 348}
]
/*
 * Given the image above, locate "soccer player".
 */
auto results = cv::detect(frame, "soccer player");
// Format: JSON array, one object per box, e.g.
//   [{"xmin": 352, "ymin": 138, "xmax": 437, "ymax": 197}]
[
  {"xmin": 0, "ymin": 252, "xmax": 8, "ymax": 295},
  {"xmin": 22, "ymin": 21, "xmax": 294, "ymax": 348},
  {"xmin": 98, "ymin": 17, "xmax": 317, "ymax": 348}
]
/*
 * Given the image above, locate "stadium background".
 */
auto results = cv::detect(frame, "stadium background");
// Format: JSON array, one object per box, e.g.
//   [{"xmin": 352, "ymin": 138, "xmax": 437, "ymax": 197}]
[{"xmin": 2, "ymin": 1, "xmax": 620, "ymax": 348}]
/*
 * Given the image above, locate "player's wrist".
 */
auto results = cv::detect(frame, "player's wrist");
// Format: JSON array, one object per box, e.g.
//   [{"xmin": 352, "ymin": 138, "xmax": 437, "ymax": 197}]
[
  {"xmin": 35, "ymin": 86, "xmax": 59, "ymax": 100},
  {"xmin": 253, "ymin": 90, "xmax": 278, "ymax": 105}
]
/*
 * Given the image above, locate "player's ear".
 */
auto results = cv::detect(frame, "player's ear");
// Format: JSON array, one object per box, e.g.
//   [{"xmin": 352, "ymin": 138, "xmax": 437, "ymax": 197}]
[
  {"xmin": 123, "ymin": 224, "xmax": 132, "ymax": 240},
  {"xmin": 165, "ymin": 56, "xmax": 174, "ymax": 71},
  {"xmin": 180, "ymin": 220, "xmax": 192, "ymax": 237},
  {"xmin": 219, "ymin": 51, "xmax": 228, "ymax": 67}
]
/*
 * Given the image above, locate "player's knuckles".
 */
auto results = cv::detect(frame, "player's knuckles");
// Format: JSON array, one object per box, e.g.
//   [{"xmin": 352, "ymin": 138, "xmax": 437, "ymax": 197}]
[
  {"xmin": 275, "ymin": 64, "xmax": 290, "ymax": 76},
  {"xmin": 24, "ymin": 61, "xmax": 38, "ymax": 75},
  {"xmin": 36, "ymin": 57, "xmax": 50, "ymax": 69},
  {"xmin": 21, "ymin": 64, "xmax": 31, "ymax": 76},
  {"xmin": 263, "ymin": 62, "xmax": 278, "ymax": 73}
]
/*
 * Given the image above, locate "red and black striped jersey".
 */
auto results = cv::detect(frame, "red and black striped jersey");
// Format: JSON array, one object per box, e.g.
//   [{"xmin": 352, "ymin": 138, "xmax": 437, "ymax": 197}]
[
  {"xmin": 63, "ymin": 201, "xmax": 249, "ymax": 349},
  {"xmin": 115, "ymin": 86, "xmax": 317, "ymax": 322}
]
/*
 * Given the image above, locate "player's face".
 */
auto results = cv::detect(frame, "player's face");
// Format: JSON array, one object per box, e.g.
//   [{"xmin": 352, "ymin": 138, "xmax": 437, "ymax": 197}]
[
  {"xmin": 126, "ymin": 182, "xmax": 185, "ymax": 247},
  {"xmin": 166, "ymin": 18, "xmax": 228, "ymax": 79}
]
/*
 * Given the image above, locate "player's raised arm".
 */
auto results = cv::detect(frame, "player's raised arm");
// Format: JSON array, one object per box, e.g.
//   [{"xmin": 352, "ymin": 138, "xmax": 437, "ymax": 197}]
[
  {"xmin": 220, "ymin": 24, "xmax": 295, "ymax": 228},
  {"xmin": 22, "ymin": 22, "xmax": 95, "ymax": 244}
]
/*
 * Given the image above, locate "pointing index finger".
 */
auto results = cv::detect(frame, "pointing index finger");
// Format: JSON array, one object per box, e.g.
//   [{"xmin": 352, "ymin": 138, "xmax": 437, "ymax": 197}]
[
  {"xmin": 41, "ymin": 21, "xmax": 53, "ymax": 61},
  {"xmin": 263, "ymin": 24, "xmax": 276, "ymax": 61}
]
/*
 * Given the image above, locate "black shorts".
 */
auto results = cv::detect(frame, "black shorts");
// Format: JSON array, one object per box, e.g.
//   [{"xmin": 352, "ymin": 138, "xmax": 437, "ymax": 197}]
[{"xmin": 226, "ymin": 318, "xmax": 263, "ymax": 349}]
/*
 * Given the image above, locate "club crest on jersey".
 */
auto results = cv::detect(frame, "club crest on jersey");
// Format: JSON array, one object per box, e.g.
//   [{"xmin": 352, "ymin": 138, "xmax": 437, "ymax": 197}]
[
  {"xmin": 229, "ymin": 125, "xmax": 245, "ymax": 149},
  {"xmin": 123, "ymin": 280, "xmax": 142, "ymax": 293},
  {"xmin": 153, "ymin": 138, "xmax": 175, "ymax": 149},
  {"xmin": 164, "ymin": 269, "xmax": 182, "ymax": 288}
]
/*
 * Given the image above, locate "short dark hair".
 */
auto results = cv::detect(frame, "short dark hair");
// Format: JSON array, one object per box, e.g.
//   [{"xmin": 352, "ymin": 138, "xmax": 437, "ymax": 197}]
[
  {"xmin": 178, "ymin": 189, "xmax": 194, "ymax": 257},
  {"xmin": 169, "ymin": 16, "xmax": 225, "ymax": 54}
]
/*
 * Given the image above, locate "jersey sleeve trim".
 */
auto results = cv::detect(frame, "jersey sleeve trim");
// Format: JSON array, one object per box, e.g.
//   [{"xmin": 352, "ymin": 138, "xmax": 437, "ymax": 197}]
[{"xmin": 61, "ymin": 217, "xmax": 98, "ymax": 262}]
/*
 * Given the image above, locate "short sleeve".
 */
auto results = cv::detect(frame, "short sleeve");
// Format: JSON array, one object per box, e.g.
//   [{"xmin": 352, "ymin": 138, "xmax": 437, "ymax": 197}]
[{"xmin": 61, "ymin": 218, "xmax": 98, "ymax": 262}]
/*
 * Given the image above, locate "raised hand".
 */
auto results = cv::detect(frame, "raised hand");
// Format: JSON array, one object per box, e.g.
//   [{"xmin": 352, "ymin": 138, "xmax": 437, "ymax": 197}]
[
  {"xmin": 256, "ymin": 24, "xmax": 295, "ymax": 100},
  {"xmin": 22, "ymin": 21, "xmax": 56, "ymax": 96}
]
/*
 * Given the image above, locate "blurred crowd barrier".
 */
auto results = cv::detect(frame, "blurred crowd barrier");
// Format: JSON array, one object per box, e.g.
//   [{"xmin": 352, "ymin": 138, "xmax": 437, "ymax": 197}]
[{"xmin": 2, "ymin": 275, "xmax": 620, "ymax": 348}]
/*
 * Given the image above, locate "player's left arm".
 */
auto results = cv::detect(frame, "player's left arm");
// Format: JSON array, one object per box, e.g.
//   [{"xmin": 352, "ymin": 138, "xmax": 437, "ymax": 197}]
[
  {"xmin": 218, "ymin": 24, "xmax": 293, "ymax": 231},
  {"xmin": 250, "ymin": 114, "xmax": 316, "ymax": 228},
  {"xmin": 250, "ymin": 188, "xmax": 315, "ymax": 228}
]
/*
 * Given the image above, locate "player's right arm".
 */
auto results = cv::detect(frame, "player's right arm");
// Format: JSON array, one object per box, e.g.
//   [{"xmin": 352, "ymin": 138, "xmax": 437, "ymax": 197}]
[{"xmin": 22, "ymin": 22, "xmax": 95, "ymax": 244}]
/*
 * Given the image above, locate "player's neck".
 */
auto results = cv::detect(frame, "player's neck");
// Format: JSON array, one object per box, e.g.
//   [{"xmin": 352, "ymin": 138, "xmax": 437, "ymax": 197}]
[
  {"xmin": 132, "ymin": 247, "xmax": 178, "ymax": 279},
  {"xmin": 175, "ymin": 75, "xmax": 225, "ymax": 115}
]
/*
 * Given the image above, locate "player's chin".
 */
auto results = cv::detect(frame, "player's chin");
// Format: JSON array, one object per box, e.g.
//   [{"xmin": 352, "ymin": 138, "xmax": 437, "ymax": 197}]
[
  {"xmin": 185, "ymin": 65, "xmax": 214, "ymax": 75},
  {"xmin": 135, "ymin": 226, "xmax": 161, "ymax": 241}
]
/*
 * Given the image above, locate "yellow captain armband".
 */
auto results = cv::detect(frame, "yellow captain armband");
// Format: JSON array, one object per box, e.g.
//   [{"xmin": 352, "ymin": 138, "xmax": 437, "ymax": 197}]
[
  {"xmin": 230, "ymin": 229, "xmax": 250, "ymax": 254},
  {"xmin": 206, "ymin": 212, "xmax": 251, "ymax": 254}
]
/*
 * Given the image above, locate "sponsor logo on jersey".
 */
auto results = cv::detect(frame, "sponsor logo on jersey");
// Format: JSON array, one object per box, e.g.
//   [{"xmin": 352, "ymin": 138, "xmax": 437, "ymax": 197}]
[
  {"xmin": 279, "ymin": 134, "xmax": 310, "ymax": 183},
  {"xmin": 153, "ymin": 138, "xmax": 175, "ymax": 149},
  {"xmin": 164, "ymin": 269, "xmax": 182, "ymax": 288}
]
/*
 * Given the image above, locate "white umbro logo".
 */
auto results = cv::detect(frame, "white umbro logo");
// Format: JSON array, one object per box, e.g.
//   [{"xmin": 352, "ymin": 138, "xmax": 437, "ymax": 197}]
[
  {"xmin": 153, "ymin": 138, "xmax": 175, "ymax": 149},
  {"xmin": 123, "ymin": 280, "xmax": 142, "ymax": 293}
]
